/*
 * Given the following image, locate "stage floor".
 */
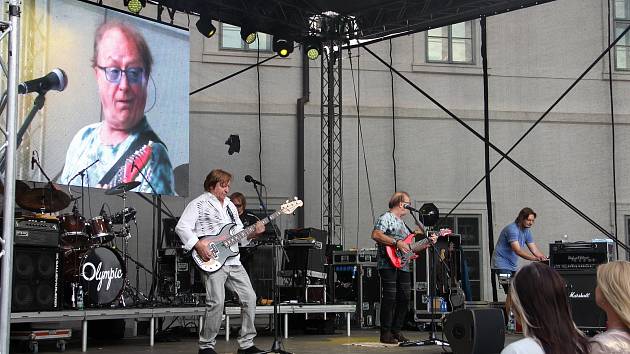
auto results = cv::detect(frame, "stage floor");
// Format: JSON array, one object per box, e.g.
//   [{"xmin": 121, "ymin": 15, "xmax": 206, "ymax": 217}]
[{"xmin": 10, "ymin": 329, "xmax": 523, "ymax": 353}]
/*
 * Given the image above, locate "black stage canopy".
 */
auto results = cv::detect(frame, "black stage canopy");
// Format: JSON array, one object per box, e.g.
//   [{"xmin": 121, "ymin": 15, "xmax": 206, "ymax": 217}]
[{"xmin": 156, "ymin": 0, "xmax": 556, "ymax": 43}]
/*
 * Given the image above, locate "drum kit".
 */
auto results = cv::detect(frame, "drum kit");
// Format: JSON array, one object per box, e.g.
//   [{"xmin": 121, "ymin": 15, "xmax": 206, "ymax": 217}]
[{"xmin": 14, "ymin": 180, "xmax": 144, "ymax": 308}]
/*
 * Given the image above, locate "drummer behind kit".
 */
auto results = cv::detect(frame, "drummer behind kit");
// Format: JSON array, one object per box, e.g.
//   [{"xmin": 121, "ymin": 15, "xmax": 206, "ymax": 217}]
[{"xmin": 11, "ymin": 179, "xmax": 147, "ymax": 309}]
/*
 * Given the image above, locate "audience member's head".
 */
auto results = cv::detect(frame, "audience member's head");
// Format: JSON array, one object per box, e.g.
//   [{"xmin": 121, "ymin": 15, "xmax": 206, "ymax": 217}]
[
  {"xmin": 509, "ymin": 262, "xmax": 590, "ymax": 354},
  {"xmin": 596, "ymin": 260, "xmax": 630, "ymax": 329}
]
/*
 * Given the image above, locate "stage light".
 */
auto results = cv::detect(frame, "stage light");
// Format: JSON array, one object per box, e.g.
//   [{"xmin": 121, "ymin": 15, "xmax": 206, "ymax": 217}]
[
  {"xmin": 303, "ymin": 37, "xmax": 322, "ymax": 60},
  {"xmin": 196, "ymin": 17, "xmax": 216, "ymax": 38},
  {"xmin": 273, "ymin": 37, "xmax": 294, "ymax": 58},
  {"xmin": 240, "ymin": 26, "xmax": 257, "ymax": 45},
  {"xmin": 123, "ymin": 0, "xmax": 145, "ymax": 14}
]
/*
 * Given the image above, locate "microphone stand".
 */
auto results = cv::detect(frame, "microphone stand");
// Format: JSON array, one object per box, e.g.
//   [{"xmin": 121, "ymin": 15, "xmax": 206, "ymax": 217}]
[
  {"xmin": 131, "ymin": 162, "xmax": 162, "ymax": 305},
  {"xmin": 250, "ymin": 182, "xmax": 291, "ymax": 354},
  {"xmin": 67, "ymin": 159, "xmax": 99, "ymax": 216},
  {"xmin": 0, "ymin": 93, "xmax": 45, "ymax": 173},
  {"xmin": 405, "ymin": 211, "xmax": 450, "ymax": 348}
]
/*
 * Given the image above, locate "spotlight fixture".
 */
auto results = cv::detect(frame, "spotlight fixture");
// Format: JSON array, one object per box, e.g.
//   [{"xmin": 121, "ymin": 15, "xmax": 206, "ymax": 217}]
[
  {"xmin": 196, "ymin": 17, "xmax": 216, "ymax": 38},
  {"xmin": 273, "ymin": 37, "xmax": 294, "ymax": 58},
  {"xmin": 123, "ymin": 0, "xmax": 145, "ymax": 14},
  {"xmin": 303, "ymin": 37, "xmax": 322, "ymax": 60},
  {"xmin": 240, "ymin": 26, "xmax": 257, "ymax": 45}
]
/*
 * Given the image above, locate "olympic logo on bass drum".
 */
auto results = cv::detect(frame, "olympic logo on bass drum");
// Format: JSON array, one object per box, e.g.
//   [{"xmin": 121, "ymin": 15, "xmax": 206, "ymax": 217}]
[{"xmin": 81, "ymin": 261, "xmax": 124, "ymax": 291}]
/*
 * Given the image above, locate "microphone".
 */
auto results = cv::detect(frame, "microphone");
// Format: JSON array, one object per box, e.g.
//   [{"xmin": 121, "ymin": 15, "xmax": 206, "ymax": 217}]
[
  {"xmin": 244, "ymin": 175, "xmax": 265, "ymax": 187},
  {"xmin": 403, "ymin": 204, "xmax": 420, "ymax": 213},
  {"xmin": 30, "ymin": 151, "xmax": 36, "ymax": 170},
  {"xmin": 18, "ymin": 68, "xmax": 67, "ymax": 94}
]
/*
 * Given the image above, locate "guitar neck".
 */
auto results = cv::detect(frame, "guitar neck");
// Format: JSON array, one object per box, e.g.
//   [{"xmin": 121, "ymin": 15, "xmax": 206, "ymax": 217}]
[{"xmin": 223, "ymin": 210, "xmax": 281, "ymax": 247}]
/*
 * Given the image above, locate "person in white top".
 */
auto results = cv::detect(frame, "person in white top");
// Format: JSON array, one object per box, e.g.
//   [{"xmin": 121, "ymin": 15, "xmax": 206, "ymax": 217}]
[
  {"xmin": 590, "ymin": 260, "xmax": 630, "ymax": 354},
  {"xmin": 176, "ymin": 169, "xmax": 264, "ymax": 354},
  {"xmin": 501, "ymin": 262, "xmax": 590, "ymax": 354}
]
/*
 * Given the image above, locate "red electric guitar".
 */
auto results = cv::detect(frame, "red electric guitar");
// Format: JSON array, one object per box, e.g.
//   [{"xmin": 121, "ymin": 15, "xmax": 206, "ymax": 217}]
[{"xmin": 386, "ymin": 228, "xmax": 453, "ymax": 269}]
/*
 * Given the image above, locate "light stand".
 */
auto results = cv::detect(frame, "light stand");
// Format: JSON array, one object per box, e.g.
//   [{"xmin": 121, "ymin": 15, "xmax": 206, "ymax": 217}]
[{"xmin": 250, "ymin": 182, "xmax": 291, "ymax": 354}]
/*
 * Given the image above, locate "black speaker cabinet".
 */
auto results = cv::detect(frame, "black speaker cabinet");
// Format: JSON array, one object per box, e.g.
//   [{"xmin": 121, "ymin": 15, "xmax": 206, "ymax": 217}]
[
  {"xmin": 559, "ymin": 270, "xmax": 606, "ymax": 330},
  {"xmin": 444, "ymin": 308, "xmax": 505, "ymax": 354},
  {"xmin": 12, "ymin": 246, "xmax": 61, "ymax": 312}
]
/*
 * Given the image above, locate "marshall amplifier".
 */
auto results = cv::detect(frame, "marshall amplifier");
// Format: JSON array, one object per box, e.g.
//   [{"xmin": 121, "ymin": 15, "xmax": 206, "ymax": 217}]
[
  {"xmin": 558, "ymin": 270, "xmax": 606, "ymax": 330},
  {"xmin": 549, "ymin": 241, "xmax": 614, "ymax": 271}
]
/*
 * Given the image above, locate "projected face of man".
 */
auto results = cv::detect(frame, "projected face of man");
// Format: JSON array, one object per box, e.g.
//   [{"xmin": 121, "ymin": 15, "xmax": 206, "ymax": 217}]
[{"xmin": 94, "ymin": 27, "xmax": 147, "ymax": 143}]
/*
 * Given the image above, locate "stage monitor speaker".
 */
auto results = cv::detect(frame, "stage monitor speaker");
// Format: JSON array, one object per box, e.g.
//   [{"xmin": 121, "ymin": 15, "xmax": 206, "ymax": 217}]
[
  {"xmin": 12, "ymin": 246, "xmax": 61, "ymax": 312},
  {"xmin": 444, "ymin": 308, "xmax": 505, "ymax": 354},
  {"xmin": 559, "ymin": 270, "xmax": 606, "ymax": 329}
]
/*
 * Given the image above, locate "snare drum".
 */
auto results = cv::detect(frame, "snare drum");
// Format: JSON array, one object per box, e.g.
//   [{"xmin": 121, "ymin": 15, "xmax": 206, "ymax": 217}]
[
  {"xmin": 87, "ymin": 216, "xmax": 113, "ymax": 244},
  {"xmin": 59, "ymin": 213, "xmax": 89, "ymax": 248},
  {"xmin": 64, "ymin": 246, "xmax": 125, "ymax": 306}
]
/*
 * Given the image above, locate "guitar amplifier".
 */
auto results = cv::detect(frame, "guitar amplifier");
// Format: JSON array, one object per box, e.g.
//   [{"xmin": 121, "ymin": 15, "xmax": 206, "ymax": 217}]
[
  {"xmin": 549, "ymin": 241, "xmax": 615, "ymax": 271},
  {"xmin": 14, "ymin": 218, "xmax": 60, "ymax": 247}
]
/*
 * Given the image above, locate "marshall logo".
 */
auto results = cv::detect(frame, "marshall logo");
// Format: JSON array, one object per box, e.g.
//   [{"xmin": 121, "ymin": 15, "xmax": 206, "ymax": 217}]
[
  {"xmin": 569, "ymin": 291, "xmax": 591, "ymax": 299},
  {"xmin": 82, "ymin": 261, "xmax": 124, "ymax": 291}
]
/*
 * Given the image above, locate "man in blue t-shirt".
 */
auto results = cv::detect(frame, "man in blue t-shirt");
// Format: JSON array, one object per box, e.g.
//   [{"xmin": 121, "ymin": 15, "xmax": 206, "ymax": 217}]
[{"xmin": 491, "ymin": 207, "xmax": 547, "ymax": 293}]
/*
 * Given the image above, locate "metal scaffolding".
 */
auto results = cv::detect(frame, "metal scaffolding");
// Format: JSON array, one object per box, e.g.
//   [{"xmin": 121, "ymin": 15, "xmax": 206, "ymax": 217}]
[
  {"xmin": 320, "ymin": 42, "xmax": 343, "ymax": 246},
  {"xmin": 0, "ymin": 1, "xmax": 21, "ymax": 353}
]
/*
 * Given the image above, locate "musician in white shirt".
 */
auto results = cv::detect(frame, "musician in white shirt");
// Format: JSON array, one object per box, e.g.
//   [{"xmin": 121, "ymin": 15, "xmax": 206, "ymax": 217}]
[{"xmin": 176, "ymin": 169, "xmax": 264, "ymax": 354}]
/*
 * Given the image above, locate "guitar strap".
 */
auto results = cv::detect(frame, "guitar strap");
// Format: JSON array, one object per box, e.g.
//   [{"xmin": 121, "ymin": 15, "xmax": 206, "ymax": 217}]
[
  {"xmin": 98, "ymin": 130, "xmax": 165, "ymax": 186},
  {"xmin": 226, "ymin": 205, "xmax": 237, "ymax": 224}
]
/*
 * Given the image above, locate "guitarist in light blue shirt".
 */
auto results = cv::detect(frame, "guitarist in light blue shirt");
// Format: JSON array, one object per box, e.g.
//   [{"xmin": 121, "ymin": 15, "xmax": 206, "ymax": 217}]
[
  {"xmin": 176, "ymin": 169, "xmax": 265, "ymax": 354},
  {"xmin": 371, "ymin": 191, "xmax": 437, "ymax": 344}
]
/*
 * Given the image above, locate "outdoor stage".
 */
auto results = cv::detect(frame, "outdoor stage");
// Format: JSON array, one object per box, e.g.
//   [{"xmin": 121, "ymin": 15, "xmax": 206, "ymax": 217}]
[
  {"xmin": 8, "ymin": 328, "xmax": 525, "ymax": 354},
  {"xmin": 10, "ymin": 304, "xmax": 355, "ymax": 352}
]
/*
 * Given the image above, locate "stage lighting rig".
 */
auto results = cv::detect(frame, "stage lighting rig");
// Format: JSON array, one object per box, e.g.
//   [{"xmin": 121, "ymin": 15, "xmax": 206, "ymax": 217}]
[
  {"xmin": 196, "ymin": 16, "xmax": 216, "ymax": 38},
  {"xmin": 273, "ymin": 37, "xmax": 294, "ymax": 58},
  {"xmin": 240, "ymin": 25, "xmax": 257, "ymax": 45},
  {"xmin": 303, "ymin": 37, "xmax": 322, "ymax": 60},
  {"xmin": 123, "ymin": 0, "xmax": 145, "ymax": 14}
]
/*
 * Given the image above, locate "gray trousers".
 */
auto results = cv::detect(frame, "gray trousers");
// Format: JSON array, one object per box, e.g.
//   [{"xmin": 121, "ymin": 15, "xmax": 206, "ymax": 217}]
[{"xmin": 200, "ymin": 264, "xmax": 257, "ymax": 350}]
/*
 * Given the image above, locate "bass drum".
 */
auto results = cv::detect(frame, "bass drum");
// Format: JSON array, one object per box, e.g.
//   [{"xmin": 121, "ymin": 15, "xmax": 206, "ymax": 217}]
[{"xmin": 64, "ymin": 246, "xmax": 126, "ymax": 306}]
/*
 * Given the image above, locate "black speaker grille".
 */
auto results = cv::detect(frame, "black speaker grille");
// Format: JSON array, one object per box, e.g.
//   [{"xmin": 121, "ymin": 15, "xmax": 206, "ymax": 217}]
[{"xmin": 12, "ymin": 247, "xmax": 60, "ymax": 312}]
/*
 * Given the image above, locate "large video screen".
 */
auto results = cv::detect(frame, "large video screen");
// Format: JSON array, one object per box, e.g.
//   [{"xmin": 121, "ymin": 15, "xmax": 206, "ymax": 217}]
[{"xmin": 16, "ymin": 0, "xmax": 189, "ymax": 196}]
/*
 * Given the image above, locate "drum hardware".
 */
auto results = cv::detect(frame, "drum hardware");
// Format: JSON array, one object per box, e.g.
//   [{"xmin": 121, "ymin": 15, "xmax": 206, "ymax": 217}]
[
  {"xmin": 111, "ymin": 207, "xmax": 136, "ymax": 224},
  {"xmin": 66, "ymin": 158, "xmax": 99, "ymax": 216},
  {"xmin": 104, "ymin": 181, "xmax": 140, "ymax": 195},
  {"xmin": 106, "ymin": 181, "xmax": 150, "ymax": 307}
]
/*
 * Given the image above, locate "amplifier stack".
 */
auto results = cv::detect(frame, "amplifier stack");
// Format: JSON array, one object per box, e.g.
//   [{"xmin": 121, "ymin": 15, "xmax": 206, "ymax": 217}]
[{"xmin": 549, "ymin": 241, "xmax": 614, "ymax": 330}]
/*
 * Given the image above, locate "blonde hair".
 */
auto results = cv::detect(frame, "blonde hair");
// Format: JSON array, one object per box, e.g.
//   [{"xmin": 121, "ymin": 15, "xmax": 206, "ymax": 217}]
[{"xmin": 596, "ymin": 260, "xmax": 630, "ymax": 329}]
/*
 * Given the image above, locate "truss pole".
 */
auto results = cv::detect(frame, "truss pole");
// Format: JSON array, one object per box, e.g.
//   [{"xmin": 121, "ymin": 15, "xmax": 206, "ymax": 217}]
[
  {"xmin": 480, "ymin": 17, "xmax": 498, "ymax": 303},
  {"xmin": 1, "ymin": 2, "xmax": 21, "ymax": 353},
  {"xmin": 321, "ymin": 42, "xmax": 343, "ymax": 246}
]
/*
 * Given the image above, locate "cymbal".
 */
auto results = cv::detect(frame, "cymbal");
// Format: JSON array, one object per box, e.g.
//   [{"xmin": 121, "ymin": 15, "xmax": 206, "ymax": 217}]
[
  {"xmin": 0, "ymin": 180, "xmax": 31, "ymax": 195},
  {"xmin": 105, "ymin": 181, "xmax": 141, "ymax": 195},
  {"xmin": 17, "ymin": 187, "xmax": 70, "ymax": 212}
]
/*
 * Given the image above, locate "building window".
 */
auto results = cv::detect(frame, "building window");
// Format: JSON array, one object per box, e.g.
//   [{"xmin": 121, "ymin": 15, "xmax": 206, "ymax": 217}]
[
  {"xmin": 615, "ymin": 0, "xmax": 630, "ymax": 70},
  {"xmin": 220, "ymin": 23, "xmax": 272, "ymax": 51},
  {"xmin": 442, "ymin": 214, "xmax": 483, "ymax": 300},
  {"xmin": 426, "ymin": 21, "xmax": 474, "ymax": 64}
]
